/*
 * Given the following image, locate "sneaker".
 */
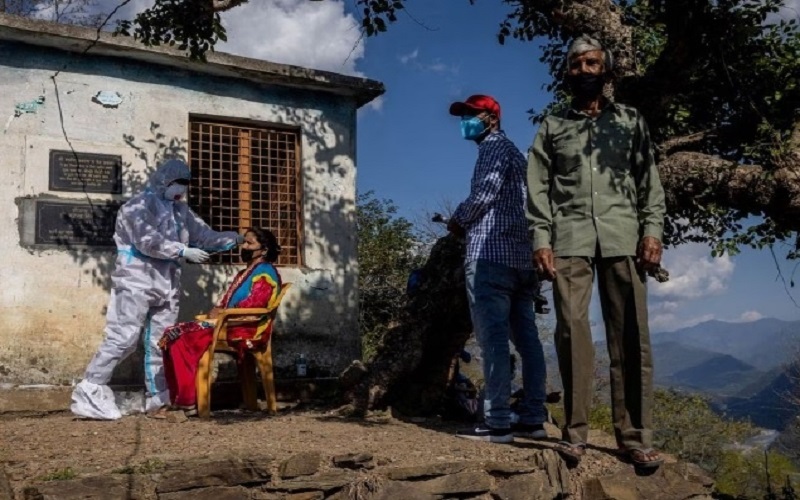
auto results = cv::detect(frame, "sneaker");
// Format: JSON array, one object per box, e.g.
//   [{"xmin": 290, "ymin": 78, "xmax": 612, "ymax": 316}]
[
  {"xmin": 456, "ymin": 425, "xmax": 513, "ymax": 443},
  {"xmin": 511, "ymin": 422, "xmax": 547, "ymax": 439}
]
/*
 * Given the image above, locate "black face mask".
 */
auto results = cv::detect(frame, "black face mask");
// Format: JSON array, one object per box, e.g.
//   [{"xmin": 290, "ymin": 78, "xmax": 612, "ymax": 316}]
[
  {"xmin": 565, "ymin": 73, "xmax": 605, "ymax": 97},
  {"xmin": 240, "ymin": 247, "xmax": 262, "ymax": 262}
]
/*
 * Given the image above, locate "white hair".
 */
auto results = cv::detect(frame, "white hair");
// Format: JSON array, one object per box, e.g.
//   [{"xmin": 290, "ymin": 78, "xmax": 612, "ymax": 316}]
[{"xmin": 567, "ymin": 35, "xmax": 606, "ymax": 63}]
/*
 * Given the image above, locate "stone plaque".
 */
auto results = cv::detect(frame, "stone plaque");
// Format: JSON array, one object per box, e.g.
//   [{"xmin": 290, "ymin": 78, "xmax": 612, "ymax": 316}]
[
  {"xmin": 35, "ymin": 200, "xmax": 120, "ymax": 246},
  {"xmin": 49, "ymin": 150, "xmax": 122, "ymax": 194}
]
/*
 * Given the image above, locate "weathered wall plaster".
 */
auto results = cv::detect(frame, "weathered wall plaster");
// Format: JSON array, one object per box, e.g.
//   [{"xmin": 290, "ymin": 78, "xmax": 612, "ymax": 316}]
[{"xmin": 0, "ymin": 41, "xmax": 362, "ymax": 385}]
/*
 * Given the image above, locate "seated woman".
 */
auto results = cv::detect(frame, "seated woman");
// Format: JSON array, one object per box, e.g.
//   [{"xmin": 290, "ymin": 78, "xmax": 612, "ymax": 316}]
[{"xmin": 159, "ymin": 227, "xmax": 283, "ymax": 414}]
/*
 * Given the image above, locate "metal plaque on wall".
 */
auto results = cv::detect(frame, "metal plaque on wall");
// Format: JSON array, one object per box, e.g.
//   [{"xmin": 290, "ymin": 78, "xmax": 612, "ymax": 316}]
[
  {"xmin": 49, "ymin": 150, "xmax": 122, "ymax": 194},
  {"xmin": 35, "ymin": 200, "xmax": 121, "ymax": 246}
]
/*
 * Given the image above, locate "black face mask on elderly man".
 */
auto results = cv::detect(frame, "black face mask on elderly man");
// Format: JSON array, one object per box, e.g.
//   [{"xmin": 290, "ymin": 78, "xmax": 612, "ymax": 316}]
[{"xmin": 565, "ymin": 73, "xmax": 605, "ymax": 98}]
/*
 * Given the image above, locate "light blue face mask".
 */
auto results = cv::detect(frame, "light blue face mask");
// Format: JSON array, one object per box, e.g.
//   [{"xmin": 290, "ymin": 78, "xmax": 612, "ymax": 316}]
[{"xmin": 460, "ymin": 116, "xmax": 487, "ymax": 140}]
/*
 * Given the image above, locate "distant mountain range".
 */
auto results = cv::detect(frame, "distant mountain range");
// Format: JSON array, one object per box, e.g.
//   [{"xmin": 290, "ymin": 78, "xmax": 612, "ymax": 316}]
[
  {"xmin": 652, "ymin": 318, "xmax": 800, "ymax": 430},
  {"xmin": 652, "ymin": 318, "xmax": 800, "ymax": 371},
  {"xmin": 585, "ymin": 318, "xmax": 800, "ymax": 431}
]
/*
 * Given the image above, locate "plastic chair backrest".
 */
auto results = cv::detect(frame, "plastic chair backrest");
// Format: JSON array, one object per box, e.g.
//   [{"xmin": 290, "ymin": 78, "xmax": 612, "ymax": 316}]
[{"xmin": 251, "ymin": 282, "xmax": 292, "ymax": 341}]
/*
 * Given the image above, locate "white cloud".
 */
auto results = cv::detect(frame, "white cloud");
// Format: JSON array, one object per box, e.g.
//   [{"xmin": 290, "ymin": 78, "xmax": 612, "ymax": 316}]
[
  {"xmin": 105, "ymin": 0, "xmax": 157, "ymax": 23},
  {"xmin": 399, "ymin": 49, "xmax": 419, "ymax": 64},
  {"xmin": 650, "ymin": 312, "xmax": 716, "ymax": 333},
  {"xmin": 100, "ymin": 0, "xmax": 366, "ymax": 76},
  {"xmin": 426, "ymin": 60, "xmax": 458, "ymax": 74},
  {"xmin": 736, "ymin": 310, "xmax": 764, "ymax": 322},
  {"xmin": 658, "ymin": 301, "xmax": 680, "ymax": 312},
  {"xmin": 651, "ymin": 244, "xmax": 734, "ymax": 300},
  {"xmin": 649, "ymin": 309, "xmax": 763, "ymax": 332},
  {"xmin": 644, "ymin": 243, "xmax": 735, "ymax": 332},
  {"xmin": 644, "ymin": 245, "xmax": 768, "ymax": 331},
  {"xmin": 399, "ymin": 48, "xmax": 458, "ymax": 75},
  {"xmin": 217, "ymin": 0, "xmax": 364, "ymax": 76},
  {"xmin": 219, "ymin": 1, "xmax": 387, "ymax": 112},
  {"xmin": 100, "ymin": 0, "xmax": 382, "ymax": 111}
]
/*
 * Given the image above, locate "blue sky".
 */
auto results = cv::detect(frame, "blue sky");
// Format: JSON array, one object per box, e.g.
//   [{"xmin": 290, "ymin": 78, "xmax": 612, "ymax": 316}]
[
  {"xmin": 349, "ymin": 0, "xmax": 800, "ymax": 332},
  {"xmin": 96, "ymin": 0, "xmax": 800, "ymax": 332}
]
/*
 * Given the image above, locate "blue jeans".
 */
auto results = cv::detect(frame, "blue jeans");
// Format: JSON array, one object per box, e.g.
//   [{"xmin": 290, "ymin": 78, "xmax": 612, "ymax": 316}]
[{"xmin": 465, "ymin": 259, "xmax": 547, "ymax": 429}]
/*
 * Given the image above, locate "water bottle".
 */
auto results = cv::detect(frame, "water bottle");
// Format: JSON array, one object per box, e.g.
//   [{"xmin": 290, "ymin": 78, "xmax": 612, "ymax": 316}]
[{"xmin": 296, "ymin": 353, "xmax": 308, "ymax": 377}]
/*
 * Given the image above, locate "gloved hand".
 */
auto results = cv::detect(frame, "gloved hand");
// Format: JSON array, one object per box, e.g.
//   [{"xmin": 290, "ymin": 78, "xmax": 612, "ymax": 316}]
[
  {"xmin": 181, "ymin": 247, "xmax": 210, "ymax": 264},
  {"xmin": 236, "ymin": 234, "xmax": 245, "ymax": 244}
]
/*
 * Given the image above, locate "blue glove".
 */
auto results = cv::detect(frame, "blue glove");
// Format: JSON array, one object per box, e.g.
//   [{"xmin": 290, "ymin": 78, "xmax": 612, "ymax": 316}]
[{"xmin": 181, "ymin": 247, "xmax": 210, "ymax": 263}]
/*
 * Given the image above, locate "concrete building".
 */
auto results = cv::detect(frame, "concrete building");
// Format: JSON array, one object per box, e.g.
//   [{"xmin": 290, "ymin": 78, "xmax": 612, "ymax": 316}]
[{"xmin": 0, "ymin": 13, "xmax": 383, "ymax": 386}]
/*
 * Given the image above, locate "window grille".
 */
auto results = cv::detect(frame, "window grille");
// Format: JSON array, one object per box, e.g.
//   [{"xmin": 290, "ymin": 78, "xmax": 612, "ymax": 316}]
[{"xmin": 188, "ymin": 118, "xmax": 302, "ymax": 266}]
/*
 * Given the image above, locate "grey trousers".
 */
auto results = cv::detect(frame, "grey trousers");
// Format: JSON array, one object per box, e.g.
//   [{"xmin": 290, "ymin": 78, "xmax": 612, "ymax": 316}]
[{"xmin": 553, "ymin": 255, "xmax": 653, "ymax": 449}]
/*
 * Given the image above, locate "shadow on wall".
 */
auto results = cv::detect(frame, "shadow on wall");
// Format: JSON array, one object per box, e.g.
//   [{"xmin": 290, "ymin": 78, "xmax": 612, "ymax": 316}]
[{"xmin": 53, "ymin": 106, "xmax": 359, "ymax": 385}]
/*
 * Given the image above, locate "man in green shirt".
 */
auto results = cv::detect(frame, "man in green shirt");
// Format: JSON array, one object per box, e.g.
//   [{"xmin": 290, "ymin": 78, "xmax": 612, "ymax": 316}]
[{"xmin": 526, "ymin": 35, "xmax": 666, "ymax": 468}]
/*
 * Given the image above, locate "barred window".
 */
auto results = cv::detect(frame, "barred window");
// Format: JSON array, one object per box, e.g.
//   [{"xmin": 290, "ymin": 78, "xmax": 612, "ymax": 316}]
[{"xmin": 188, "ymin": 117, "xmax": 302, "ymax": 266}]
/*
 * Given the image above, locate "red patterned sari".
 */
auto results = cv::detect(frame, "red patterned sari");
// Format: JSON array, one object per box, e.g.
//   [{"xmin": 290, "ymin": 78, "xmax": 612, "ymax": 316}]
[{"xmin": 161, "ymin": 260, "xmax": 282, "ymax": 407}]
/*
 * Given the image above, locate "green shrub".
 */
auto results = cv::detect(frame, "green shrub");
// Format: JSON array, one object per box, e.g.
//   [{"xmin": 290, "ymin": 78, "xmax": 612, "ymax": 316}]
[
  {"xmin": 357, "ymin": 192, "xmax": 424, "ymax": 359},
  {"xmin": 588, "ymin": 402, "xmax": 613, "ymax": 435},
  {"xmin": 39, "ymin": 468, "xmax": 76, "ymax": 481},
  {"xmin": 715, "ymin": 450, "xmax": 798, "ymax": 499},
  {"xmin": 112, "ymin": 458, "xmax": 166, "ymax": 475},
  {"xmin": 654, "ymin": 389, "xmax": 755, "ymax": 471}
]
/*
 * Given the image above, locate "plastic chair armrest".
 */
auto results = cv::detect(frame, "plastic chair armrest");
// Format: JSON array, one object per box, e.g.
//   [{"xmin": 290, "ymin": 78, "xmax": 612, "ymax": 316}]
[{"xmin": 219, "ymin": 308, "xmax": 272, "ymax": 317}]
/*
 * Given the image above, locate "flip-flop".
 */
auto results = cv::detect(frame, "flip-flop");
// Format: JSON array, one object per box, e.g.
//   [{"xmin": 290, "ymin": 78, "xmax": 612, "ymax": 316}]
[
  {"xmin": 620, "ymin": 447, "xmax": 664, "ymax": 469},
  {"xmin": 554, "ymin": 441, "xmax": 586, "ymax": 466}
]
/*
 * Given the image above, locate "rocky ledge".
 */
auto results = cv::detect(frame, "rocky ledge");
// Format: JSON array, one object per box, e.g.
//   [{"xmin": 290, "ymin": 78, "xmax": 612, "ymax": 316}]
[{"xmin": 11, "ymin": 449, "xmax": 713, "ymax": 500}]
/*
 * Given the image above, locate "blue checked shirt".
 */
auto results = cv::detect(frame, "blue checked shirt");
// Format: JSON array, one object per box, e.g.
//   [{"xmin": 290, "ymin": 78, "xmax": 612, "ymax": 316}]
[{"xmin": 451, "ymin": 131, "xmax": 533, "ymax": 270}]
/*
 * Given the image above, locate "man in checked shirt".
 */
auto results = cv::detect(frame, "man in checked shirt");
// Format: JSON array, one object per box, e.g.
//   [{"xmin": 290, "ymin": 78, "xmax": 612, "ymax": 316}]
[{"xmin": 446, "ymin": 95, "xmax": 548, "ymax": 444}]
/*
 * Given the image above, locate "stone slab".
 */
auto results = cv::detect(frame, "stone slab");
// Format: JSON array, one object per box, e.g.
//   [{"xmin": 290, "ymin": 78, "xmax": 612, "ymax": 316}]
[
  {"xmin": 156, "ymin": 457, "xmax": 272, "ymax": 493},
  {"xmin": 279, "ymin": 452, "xmax": 321, "ymax": 479},
  {"xmin": 0, "ymin": 386, "xmax": 71, "ymax": 414},
  {"xmin": 385, "ymin": 462, "xmax": 468, "ymax": 480},
  {"xmin": 159, "ymin": 485, "xmax": 253, "ymax": 500},
  {"xmin": 21, "ymin": 475, "xmax": 153, "ymax": 500}
]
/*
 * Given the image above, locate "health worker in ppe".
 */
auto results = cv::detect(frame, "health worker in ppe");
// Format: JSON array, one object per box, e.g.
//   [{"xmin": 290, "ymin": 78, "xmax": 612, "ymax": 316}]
[{"xmin": 71, "ymin": 158, "xmax": 243, "ymax": 420}]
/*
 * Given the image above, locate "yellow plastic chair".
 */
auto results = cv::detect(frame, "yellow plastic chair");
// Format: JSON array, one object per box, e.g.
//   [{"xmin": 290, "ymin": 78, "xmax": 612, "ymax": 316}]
[{"xmin": 194, "ymin": 283, "xmax": 292, "ymax": 419}]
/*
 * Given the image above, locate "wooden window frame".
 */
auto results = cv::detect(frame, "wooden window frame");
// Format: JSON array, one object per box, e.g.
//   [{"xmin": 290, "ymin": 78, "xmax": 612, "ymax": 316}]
[{"xmin": 187, "ymin": 114, "xmax": 304, "ymax": 267}]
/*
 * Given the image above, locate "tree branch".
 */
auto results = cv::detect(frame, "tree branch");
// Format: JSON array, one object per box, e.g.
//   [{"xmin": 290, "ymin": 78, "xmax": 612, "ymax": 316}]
[
  {"xmin": 659, "ymin": 151, "xmax": 800, "ymax": 229},
  {"xmin": 211, "ymin": 0, "xmax": 248, "ymax": 12},
  {"xmin": 657, "ymin": 129, "xmax": 717, "ymax": 156}
]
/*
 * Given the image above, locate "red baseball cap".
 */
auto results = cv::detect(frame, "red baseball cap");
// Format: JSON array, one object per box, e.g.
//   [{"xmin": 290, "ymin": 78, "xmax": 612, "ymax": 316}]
[{"xmin": 449, "ymin": 94, "xmax": 501, "ymax": 119}]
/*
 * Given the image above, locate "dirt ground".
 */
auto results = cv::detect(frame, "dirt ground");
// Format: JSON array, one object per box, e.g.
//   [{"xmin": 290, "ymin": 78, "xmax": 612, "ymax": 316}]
[{"xmin": 0, "ymin": 401, "xmax": 634, "ymax": 497}]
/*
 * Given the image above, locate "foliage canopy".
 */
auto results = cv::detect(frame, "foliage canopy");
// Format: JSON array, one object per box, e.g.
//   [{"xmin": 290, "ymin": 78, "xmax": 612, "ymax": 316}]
[
  {"xmin": 356, "ymin": 191, "xmax": 423, "ymax": 359},
  {"xmin": 112, "ymin": 0, "xmax": 800, "ymax": 260}
]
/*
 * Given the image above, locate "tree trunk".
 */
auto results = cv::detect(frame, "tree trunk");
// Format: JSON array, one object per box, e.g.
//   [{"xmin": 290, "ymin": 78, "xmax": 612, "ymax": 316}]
[{"xmin": 340, "ymin": 234, "xmax": 473, "ymax": 416}]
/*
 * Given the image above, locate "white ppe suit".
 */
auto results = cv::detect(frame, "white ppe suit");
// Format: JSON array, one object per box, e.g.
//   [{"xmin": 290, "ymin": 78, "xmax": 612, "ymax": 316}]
[{"xmin": 71, "ymin": 159, "xmax": 239, "ymax": 419}]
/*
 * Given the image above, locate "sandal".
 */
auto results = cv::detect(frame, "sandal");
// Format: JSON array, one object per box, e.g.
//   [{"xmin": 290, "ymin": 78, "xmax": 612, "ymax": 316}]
[
  {"xmin": 171, "ymin": 405, "xmax": 197, "ymax": 417},
  {"xmin": 145, "ymin": 406, "xmax": 169, "ymax": 420},
  {"xmin": 620, "ymin": 447, "xmax": 664, "ymax": 469},
  {"xmin": 555, "ymin": 441, "xmax": 586, "ymax": 466}
]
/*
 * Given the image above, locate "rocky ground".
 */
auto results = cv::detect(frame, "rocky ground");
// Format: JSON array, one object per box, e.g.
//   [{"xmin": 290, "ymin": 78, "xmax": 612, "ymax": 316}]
[{"xmin": 0, "ymin": 387, "xmax": 714, "ymax": 499}]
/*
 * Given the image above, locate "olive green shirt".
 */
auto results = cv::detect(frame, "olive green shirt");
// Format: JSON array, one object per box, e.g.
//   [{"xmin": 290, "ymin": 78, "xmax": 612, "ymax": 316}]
[{"xmin": 526, "ymin": 102, "xmax": 665, "ymax": 257}]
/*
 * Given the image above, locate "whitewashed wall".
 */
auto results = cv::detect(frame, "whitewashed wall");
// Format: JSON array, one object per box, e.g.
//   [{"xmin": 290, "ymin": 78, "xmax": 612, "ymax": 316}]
[{"xmin": 0, "ymin": 41, "xmax": 360, "ymax": 384}]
